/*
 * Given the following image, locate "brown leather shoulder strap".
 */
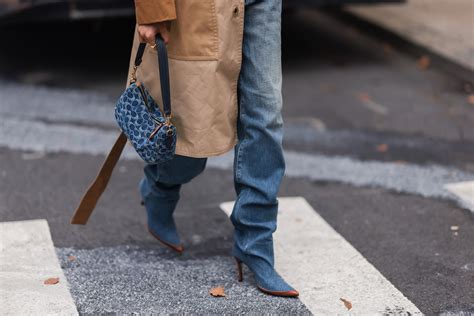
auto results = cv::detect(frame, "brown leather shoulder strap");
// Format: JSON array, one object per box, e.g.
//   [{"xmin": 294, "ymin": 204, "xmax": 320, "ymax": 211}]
[{"xmin": 70, "ymin": 132, "xmax": 128, "ymax": 225}]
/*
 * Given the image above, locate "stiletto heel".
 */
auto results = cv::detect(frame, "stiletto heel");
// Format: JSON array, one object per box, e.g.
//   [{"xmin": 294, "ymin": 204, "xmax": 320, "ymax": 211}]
[
  {"xmin": 233, "ymin": 252, "xmax": 299, "ymax": 297},
  {"xmin": 235, "ymin": 257, "xmax": 243, "ymax": 282}
]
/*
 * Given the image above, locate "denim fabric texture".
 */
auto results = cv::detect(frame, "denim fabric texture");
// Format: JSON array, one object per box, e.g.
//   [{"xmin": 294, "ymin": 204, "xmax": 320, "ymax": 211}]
[
  {"xmin": 140, "ymin": 155, "xmax": 208, "ymax": 248},
  {"xmin": 115, "ymin": 82, "xmax": 176, "ymax": 164},
  {"xmin": 139, "ymin": 0, "xmax": 296, "ymax": 294}
]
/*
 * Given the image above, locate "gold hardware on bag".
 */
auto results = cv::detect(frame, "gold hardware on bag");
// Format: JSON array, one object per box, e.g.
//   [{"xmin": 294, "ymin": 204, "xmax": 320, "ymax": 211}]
[
  {"xmin": 130, "ymin": 65, "xmax": 138, "ymax": 83},
  {"xmin": 148, "ymin": 116, "xmax": 174, "ymax": 140},
  {"xmin": 164, "ymin": 115, "xmax": 173, "ymax": 136}
]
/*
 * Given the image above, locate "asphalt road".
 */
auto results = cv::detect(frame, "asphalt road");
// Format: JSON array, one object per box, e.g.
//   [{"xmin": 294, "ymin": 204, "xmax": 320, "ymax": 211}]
[{"xmin": 0, "ymin": 10, "xmax": 473, "ymax": 315}]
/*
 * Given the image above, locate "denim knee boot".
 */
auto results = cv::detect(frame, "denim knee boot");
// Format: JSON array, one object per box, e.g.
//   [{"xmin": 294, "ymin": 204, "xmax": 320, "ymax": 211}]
[
  {"xmin": 139, "ymin": 155, "xmax": 207, "ymax": 252},
  {"xmin": 230, "ymin": 0, "xmax": 298, "ymax": 297},
  {"xmin": 139, "ymin": 177, "xmax": 183, "ymax": 252}
]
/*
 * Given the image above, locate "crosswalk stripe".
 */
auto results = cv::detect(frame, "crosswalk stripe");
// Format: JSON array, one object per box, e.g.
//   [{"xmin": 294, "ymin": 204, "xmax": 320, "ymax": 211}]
[
  {"xmin": 220, "ymin": 197, "xmax": 422, "ymax": 314},
  {"xmin": 0, "ymin": 219, "xmax": 78, "ymax": 315}
]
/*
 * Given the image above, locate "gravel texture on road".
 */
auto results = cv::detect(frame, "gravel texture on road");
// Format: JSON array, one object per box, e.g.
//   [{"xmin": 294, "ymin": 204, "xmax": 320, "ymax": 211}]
[{"xmin": 57, "ymin": 246, "xmax": 310, "ymax": 315}]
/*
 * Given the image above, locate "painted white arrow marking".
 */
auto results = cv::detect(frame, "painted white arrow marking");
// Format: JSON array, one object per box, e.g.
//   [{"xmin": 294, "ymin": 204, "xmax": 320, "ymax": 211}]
[
  {"xmin": 220, "ymin": 197, "xmax": 421, "ymax": 314},
  {"xmin": 0, "ymin": 219, "xmax": 78, "ymax": 316}
]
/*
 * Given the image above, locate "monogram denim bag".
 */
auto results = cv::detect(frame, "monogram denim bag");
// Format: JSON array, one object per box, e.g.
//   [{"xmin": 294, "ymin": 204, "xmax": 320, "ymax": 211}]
[
  {"xmin": 70, "ymin": 36, "xmax": 176, "ymax": 225},
  {"xmin": 115, "ymin": 35, "xmax": 176, "ymax": 164}
]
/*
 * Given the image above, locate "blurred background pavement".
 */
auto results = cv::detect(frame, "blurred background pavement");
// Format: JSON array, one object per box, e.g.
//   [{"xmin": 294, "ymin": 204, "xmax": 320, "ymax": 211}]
[{"xmin": 347, "ymin": 0, "xmax": 474, "ymax": 72}]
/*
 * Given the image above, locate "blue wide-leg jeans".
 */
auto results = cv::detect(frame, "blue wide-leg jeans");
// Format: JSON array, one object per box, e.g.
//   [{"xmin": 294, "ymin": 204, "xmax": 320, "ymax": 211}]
[{"xmin": 141, "ymin": 0, "xmax": 284, "ymax": 270}]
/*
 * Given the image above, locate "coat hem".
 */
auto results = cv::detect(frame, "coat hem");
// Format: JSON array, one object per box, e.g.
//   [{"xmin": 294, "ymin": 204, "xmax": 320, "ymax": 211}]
[{"xmin": 174, "ymin": 137, "xmax": 238, "ymax": 158}]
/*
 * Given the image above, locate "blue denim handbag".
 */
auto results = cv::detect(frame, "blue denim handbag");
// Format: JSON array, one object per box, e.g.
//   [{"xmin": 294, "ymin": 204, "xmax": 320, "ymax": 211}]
[
  {"xmin": 114, "ymin": 35, "xmax": 176, "ymax": 164},
  {"xmin": 70, "ymin": 35, "xmax": 177, "ymax": 225}
]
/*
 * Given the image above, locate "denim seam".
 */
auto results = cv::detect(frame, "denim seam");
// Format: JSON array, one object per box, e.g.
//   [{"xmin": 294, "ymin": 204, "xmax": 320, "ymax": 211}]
[
  {"xmin": 235, "ymin": 95, "xmax": 247, "ymax": 183},
  {"xmin": 233, "ymin": 95, "xmax": 251, "ymax": 252},
  {"xmin": 235, "ymin": 137, "xmax": 244, "ymax": 182},
  {"xmin": 233, "ymin": 92, "xmax": 249, "ymax": 251}
]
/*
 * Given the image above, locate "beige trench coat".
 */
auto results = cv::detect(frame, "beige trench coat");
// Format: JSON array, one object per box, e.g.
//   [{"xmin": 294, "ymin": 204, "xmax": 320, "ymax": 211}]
[
  {"xmin": 70, "ymin": 0, "xmax": 245, "ymax": 224},
  {"xmin": 126, "ymin": 0, "xmax": 245, "ymax": 158}
]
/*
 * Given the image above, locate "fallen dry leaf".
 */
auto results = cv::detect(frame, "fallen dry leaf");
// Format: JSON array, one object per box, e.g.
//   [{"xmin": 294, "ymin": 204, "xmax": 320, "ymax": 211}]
[
  {"xmin": 358, "ymin": 92, "xmax": 371, "ymax": 102},
  {"xmin": 340, "ymin": 298, "xmax": 353, "ymax": 310},
  {"xmin": 44, "ymin": 277, "xmax": 60, "ymax": 285},
  {"xmin": 209, "ymin": 286, "xmax": 226, "ymax": 297},
  {"xmin": 417, "ymin": 56, "xmax": 430, "ymax": 70},
  {"xmin": 376, "ymin": 143, "xmax": 389, "ymax": 153},
  {"xmin": 467, "ymin": 95, "xmax": 474, "ymax": 105},
  {"xmin": 68, "ymin": 255, "xmax": 76, "ymax": 261}
]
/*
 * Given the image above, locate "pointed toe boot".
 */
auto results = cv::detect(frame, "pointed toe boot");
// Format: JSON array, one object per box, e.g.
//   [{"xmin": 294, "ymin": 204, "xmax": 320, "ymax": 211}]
[
  {"xmin": 233, "ymin": 248, "xmax": 299, "ymax": 297},
  {"xmin": 139, "ymin": 177, "xmax": 184, "ymax": 253}
]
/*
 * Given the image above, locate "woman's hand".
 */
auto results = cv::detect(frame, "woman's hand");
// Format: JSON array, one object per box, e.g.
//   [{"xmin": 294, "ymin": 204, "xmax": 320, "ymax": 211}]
[{"xmin": 137, "ymin": 21, "xmax": 170, "ymax": 45}]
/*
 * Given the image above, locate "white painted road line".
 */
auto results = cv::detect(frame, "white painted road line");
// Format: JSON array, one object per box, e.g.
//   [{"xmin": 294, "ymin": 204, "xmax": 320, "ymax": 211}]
[
  {"xmin": 444, "ymin": 181, "xmax": 474, "ymax": 211},
  {"xmin": 0, "ymin": 117, "xmax": 138, "ymax": 159},
  {"xmin": 1, "ymin": 82, "xmax": 473, "ymax": 213},
  {"xmin": 1, "ymin": 113, "xmax": 474, "ymax": 213},
  {"xmin": 220, "ymin": 197, "xmax": 421, "ymax": 314},
  {"xmin": 0, "ymin": 81, "xmax": 114, "ymax": 126},
  {"xmin": 0, "ymin": 219, "xmax": 78, "ymax": 316},
  {"xmin": 210, "ymin": 151, "xmax": 474, "ymax": 213}
]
